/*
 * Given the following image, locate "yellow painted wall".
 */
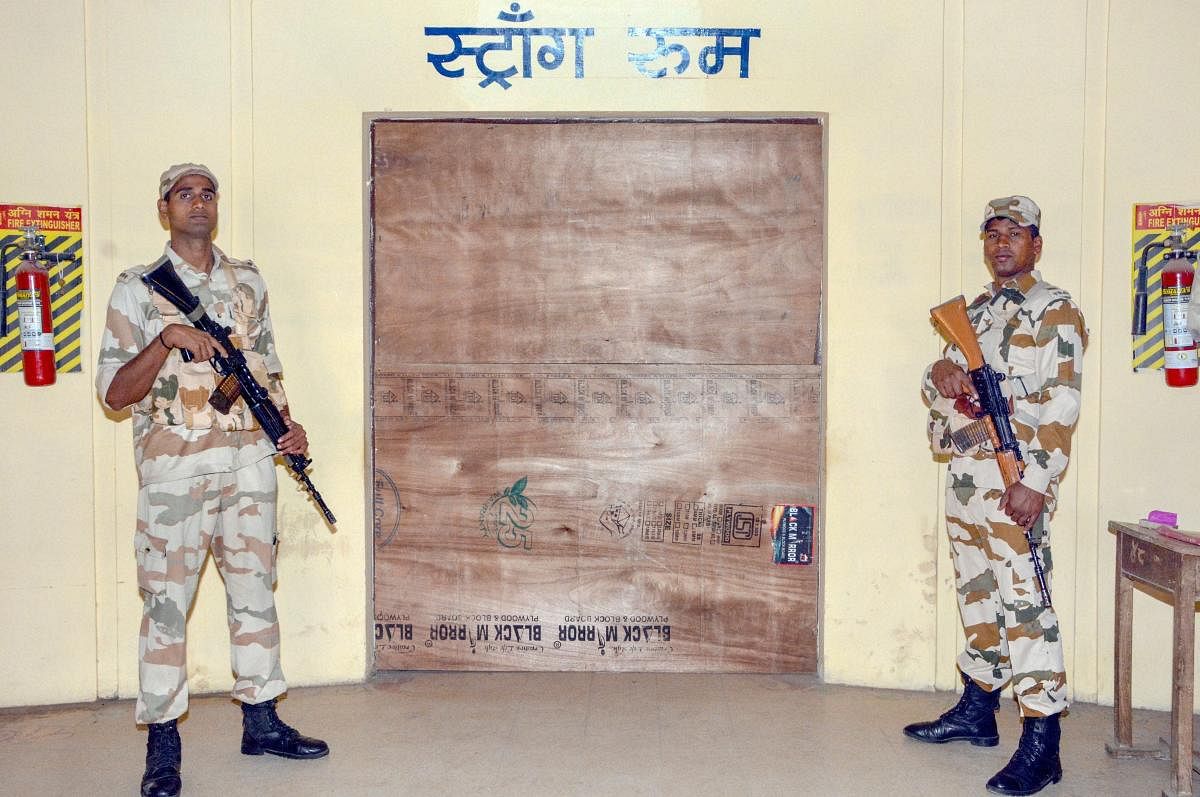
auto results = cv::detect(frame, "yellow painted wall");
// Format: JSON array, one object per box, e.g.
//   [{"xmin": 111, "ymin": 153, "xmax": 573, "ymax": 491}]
[
  {"xmin": 0, "ymin": 0, "xmax": 94, "ymax": 707},
  {"xmin": 0, "ymin": 0, "xmax": 1194, "ymax": 713}
]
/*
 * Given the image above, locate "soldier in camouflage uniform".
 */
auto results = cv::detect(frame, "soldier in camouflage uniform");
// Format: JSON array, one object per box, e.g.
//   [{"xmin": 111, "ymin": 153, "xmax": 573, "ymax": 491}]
[
  {"xmin": 97, "ymin": 164, "xmax": 328, "ymax": 797},
  {"xmin": 904, "ymin": 196, "xmax": 1087, "ymax": 797}
]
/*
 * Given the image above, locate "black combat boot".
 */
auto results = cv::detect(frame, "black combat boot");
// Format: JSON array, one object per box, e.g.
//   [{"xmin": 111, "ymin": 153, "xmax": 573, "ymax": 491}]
[
  {"xmin": 985, "ymin": 714, "xmax": 1062, "ymax": 795},
  {"xmin": 140, "ymin": 719, "xmax": 182, "ymax": 797},
  {"xmin": 241, "ymin": 698, "xmax": 330, "ymax": 759},
  {"xmin": 902, "ymin": 671, "xmax": 1000, "ymax": 746}
]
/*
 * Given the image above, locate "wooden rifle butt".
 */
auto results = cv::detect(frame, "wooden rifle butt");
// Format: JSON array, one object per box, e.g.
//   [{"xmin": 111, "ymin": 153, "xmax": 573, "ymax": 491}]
[{"xmin": 930, "ymin": 296, "xmax": 986, "ymax": 371}]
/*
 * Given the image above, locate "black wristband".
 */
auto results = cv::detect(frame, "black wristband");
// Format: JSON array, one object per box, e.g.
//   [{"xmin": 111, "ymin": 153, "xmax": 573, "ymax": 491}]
[{"xmin": 157, "ymin": 332, "xmax": 170, "ymax": 351}]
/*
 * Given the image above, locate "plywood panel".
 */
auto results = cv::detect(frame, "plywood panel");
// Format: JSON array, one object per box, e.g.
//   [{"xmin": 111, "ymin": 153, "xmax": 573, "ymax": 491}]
[{"xmin": 371, "ymin": 119, "xmax": 823, "ymax": 672}]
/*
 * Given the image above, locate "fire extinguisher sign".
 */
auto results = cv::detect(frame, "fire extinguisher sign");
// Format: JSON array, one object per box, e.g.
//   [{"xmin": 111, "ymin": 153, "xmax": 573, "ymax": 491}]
[
  {"xmin": 1131, "ymin": 203, "xmax": 1200, "ymax": 373},
  {"xmin": 0, "ymin": 204, "xmax": 84, "ymax": 375}
]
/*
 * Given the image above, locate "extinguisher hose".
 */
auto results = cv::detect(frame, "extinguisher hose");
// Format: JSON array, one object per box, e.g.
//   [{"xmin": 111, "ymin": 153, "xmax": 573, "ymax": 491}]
[{"xmin": 1133, "ymin": 241, "xmax": 1167, "ymax": 336}]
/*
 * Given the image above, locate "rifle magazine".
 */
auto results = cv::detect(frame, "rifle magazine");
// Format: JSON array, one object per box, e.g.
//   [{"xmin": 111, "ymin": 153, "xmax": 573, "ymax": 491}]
[
  {"xmin": 208, "ymin": 374, "xmax": 242, "ymax": 414},
  {"xmin": 949, "ymin": 419, "xmax": 992, "ymax": 453}
]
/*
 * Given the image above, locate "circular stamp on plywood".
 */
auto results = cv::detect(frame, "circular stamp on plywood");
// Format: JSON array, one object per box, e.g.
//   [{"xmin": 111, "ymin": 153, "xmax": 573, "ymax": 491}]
[
  {"xmin": 373, "ymin": 469, "xmax": 402, "ymax": 548},
  {"xmin": 479, "ymin": 476, "xmax": 536, "ymax": 551}
]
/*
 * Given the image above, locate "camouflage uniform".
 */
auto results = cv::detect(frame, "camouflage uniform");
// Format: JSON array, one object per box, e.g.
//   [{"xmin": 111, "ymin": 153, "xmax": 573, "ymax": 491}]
[
  {"xmin": 922, "ymin": 270, "xmax": 1087, "ymax": 718},
  {"xmin": 97, "ymin": 244, "xmax": 289, "ymax": 724}
]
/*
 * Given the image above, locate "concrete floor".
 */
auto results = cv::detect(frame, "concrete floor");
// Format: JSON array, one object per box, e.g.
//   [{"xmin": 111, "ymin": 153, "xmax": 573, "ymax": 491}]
[{"xmin": 0, "ymin": 673, "xmax": 1174, "ymax": 796}]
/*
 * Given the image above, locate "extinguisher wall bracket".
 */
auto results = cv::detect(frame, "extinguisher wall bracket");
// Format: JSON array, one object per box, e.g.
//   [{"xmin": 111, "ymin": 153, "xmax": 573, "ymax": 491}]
[
  {"xmin": 41, "ymin": 250, "xmax": 73, "ymax": 293},
  {"xmin": 1133, "ymin": 240, "xmax": 1164, "ymax": 336},
  {"xmin": 0, "ymin": 241, "xmax": 17, "ymax": 336},
  {"xmin": 1133, "ymin": 225, "xmax": 1199, "ymax": 337}
]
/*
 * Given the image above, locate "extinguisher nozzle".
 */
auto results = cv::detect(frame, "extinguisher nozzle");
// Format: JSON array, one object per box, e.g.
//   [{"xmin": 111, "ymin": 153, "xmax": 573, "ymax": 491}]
[{"xmin": 1132, "ymin": 293, "xmax": 1148, "ymax": 336}]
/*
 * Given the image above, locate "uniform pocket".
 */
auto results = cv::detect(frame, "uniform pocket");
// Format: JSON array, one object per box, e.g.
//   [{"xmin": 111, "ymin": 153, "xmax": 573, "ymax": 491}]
[
  {"xmin": 134, "ymin": 532, "xmax": 169, "ymax": 596},
  {"xmin": 1004, "ymin": 345, "xmax": 1039, "ymax": 398},
  {"xmin": 179, "ymin": 359, "xmax": 218, "ymax": 429},
  {"xmin": 1005, "ymin": 352, "xmax": 1041, "ymax": 436},
  {"xmin": 145, "ymin": 311, "xmax": 219, "ymax": 430}
]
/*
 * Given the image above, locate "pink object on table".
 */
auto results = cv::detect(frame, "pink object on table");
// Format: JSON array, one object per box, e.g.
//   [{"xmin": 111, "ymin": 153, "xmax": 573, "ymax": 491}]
[{"xmin": 1147, "ymin": 510, "xmax": 1178, "ymax": 527}]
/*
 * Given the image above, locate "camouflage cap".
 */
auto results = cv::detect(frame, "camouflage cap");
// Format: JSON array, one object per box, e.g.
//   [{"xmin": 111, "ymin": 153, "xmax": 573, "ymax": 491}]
[
  {"xmin": 158, "ymin": 163, "xmax": 219, "ymax": 200},
  {"xmin": 980, "ymin": 195, "xmax": 1041, "ymax": 231}
]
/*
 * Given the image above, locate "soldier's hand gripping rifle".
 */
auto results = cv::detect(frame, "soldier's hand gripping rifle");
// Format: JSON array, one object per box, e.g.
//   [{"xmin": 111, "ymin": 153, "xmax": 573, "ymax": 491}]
[
  {"xmin": 142, "ymin": 257, "xmax": 336, "ymax": 525},
  {"xmin": 930, "ymin": 296, "xmax": 1051, "ymax": 607}
]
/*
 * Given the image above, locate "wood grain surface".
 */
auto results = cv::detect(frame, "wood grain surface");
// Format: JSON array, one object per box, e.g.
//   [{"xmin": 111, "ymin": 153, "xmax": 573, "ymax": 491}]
[{"xmin": 370, "ymin": 119, "xmax": 824, "ymax": 672}]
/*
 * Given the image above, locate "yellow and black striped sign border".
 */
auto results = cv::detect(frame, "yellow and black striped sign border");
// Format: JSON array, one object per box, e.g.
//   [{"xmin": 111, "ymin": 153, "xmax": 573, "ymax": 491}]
[{"xmin": 1, "ymin": 232, "xmax": 85, "ymax": 375}]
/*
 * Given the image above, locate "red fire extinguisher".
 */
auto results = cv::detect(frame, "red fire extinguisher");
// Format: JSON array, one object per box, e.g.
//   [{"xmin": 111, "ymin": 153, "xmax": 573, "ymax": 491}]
[
  {"xmin": 1133, "ymin": 224, "xmax": 1199, "ymax": 387},
  {"xmin": 1, "ymin": 226, "xmax": 71, "ymax": 387}
]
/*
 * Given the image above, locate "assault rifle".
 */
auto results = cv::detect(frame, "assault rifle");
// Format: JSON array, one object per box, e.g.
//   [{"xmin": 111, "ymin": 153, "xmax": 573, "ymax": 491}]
[
  {"xmin": 930, "ymin": 296, "xmax": 1051, "ymax": 607},
  {"xmin": 143, "ymin": 257, "xmax": 336, "ymax": 525}
]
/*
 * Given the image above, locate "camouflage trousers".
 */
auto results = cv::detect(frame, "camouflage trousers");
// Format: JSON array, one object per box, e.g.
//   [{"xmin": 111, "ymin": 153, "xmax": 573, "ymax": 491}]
[
  {"xmin": 134, "ymin": 456, "xmax": 286, "ymax": 724},
  {"xmin": 946, "ymin": 460, "xmax": 1067, "ymax": 718}
]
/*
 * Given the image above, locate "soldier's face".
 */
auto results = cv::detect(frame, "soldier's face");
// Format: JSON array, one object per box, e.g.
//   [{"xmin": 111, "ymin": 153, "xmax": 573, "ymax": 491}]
[
  {"xmin": 158, "ymin": 175, "xmax": 218, "ymax": 238},
  {"xmin": 983, "ymin": 218, "xmax": 1041, "ymax": 282}
]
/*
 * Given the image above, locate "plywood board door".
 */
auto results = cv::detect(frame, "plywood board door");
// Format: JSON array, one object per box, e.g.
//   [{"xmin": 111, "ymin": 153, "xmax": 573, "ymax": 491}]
[{"xmin": 370, "ymin": 118, "xmax": 824, "ymax": 672}]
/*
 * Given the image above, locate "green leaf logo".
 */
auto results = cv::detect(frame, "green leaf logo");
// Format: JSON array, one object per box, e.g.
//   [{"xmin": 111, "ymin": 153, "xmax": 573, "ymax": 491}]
[{"xmin": 503, "ymin": 476, "xmax": 534, "ymax": 510}]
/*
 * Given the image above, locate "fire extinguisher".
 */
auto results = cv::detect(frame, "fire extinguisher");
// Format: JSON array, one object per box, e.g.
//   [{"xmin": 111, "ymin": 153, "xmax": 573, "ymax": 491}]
[
  {"xmin": 1133, "ymin": 224, "xmax": 1198, "ymax": 387},
  {"xmin": 1, "ymin": 225, "xmax": 73, "ymax": 387}
]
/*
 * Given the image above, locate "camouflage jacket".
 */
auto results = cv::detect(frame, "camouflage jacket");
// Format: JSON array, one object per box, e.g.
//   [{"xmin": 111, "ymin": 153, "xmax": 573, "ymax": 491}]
[
  {"xmin": 96, "ymin": 244, "xmax": 288, "ymax": 486},
  {"xmin": 922, "ymin": 270, "xmax": 1088, "ymax": 510}
]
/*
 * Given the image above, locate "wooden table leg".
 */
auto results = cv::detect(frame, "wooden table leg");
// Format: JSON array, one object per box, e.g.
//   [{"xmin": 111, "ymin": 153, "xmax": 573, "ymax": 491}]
[
  {"xmin": 1106, "ymin": 533, "xmax": 1168, "ymax": 763},
  {"xmin": 1115, "ymin": 557, "xmax": 1133, "ymax": 748},
  {"xmin": 1169, "ymin": 565, "xmax": 1196, "ymax": 797}
]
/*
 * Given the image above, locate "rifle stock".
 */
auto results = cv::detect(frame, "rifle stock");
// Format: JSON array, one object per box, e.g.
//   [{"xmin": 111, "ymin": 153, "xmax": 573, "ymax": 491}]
[{"xmin": 930, "ymin": 297, "xmax": 986, "ymax": 371}]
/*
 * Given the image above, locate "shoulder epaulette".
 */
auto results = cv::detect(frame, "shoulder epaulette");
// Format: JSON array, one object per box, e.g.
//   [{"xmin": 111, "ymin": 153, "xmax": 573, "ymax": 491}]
[
  {"xmin": 116, "ymin": 264, "xmax": 152, "ymax": 284},
  {"xmin": 223, "ymin": 254, "xmax": 259, "ymax": 273},
  {"xmin": 1021, "ymin": 280, "xmax": 1075, "ymax": 319}
]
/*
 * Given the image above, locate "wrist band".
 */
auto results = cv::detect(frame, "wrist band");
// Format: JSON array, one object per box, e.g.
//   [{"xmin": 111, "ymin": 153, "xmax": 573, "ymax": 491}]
[{"xmin": 157, "ymin": 332, "xmax": 170, "ymax": 351}]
